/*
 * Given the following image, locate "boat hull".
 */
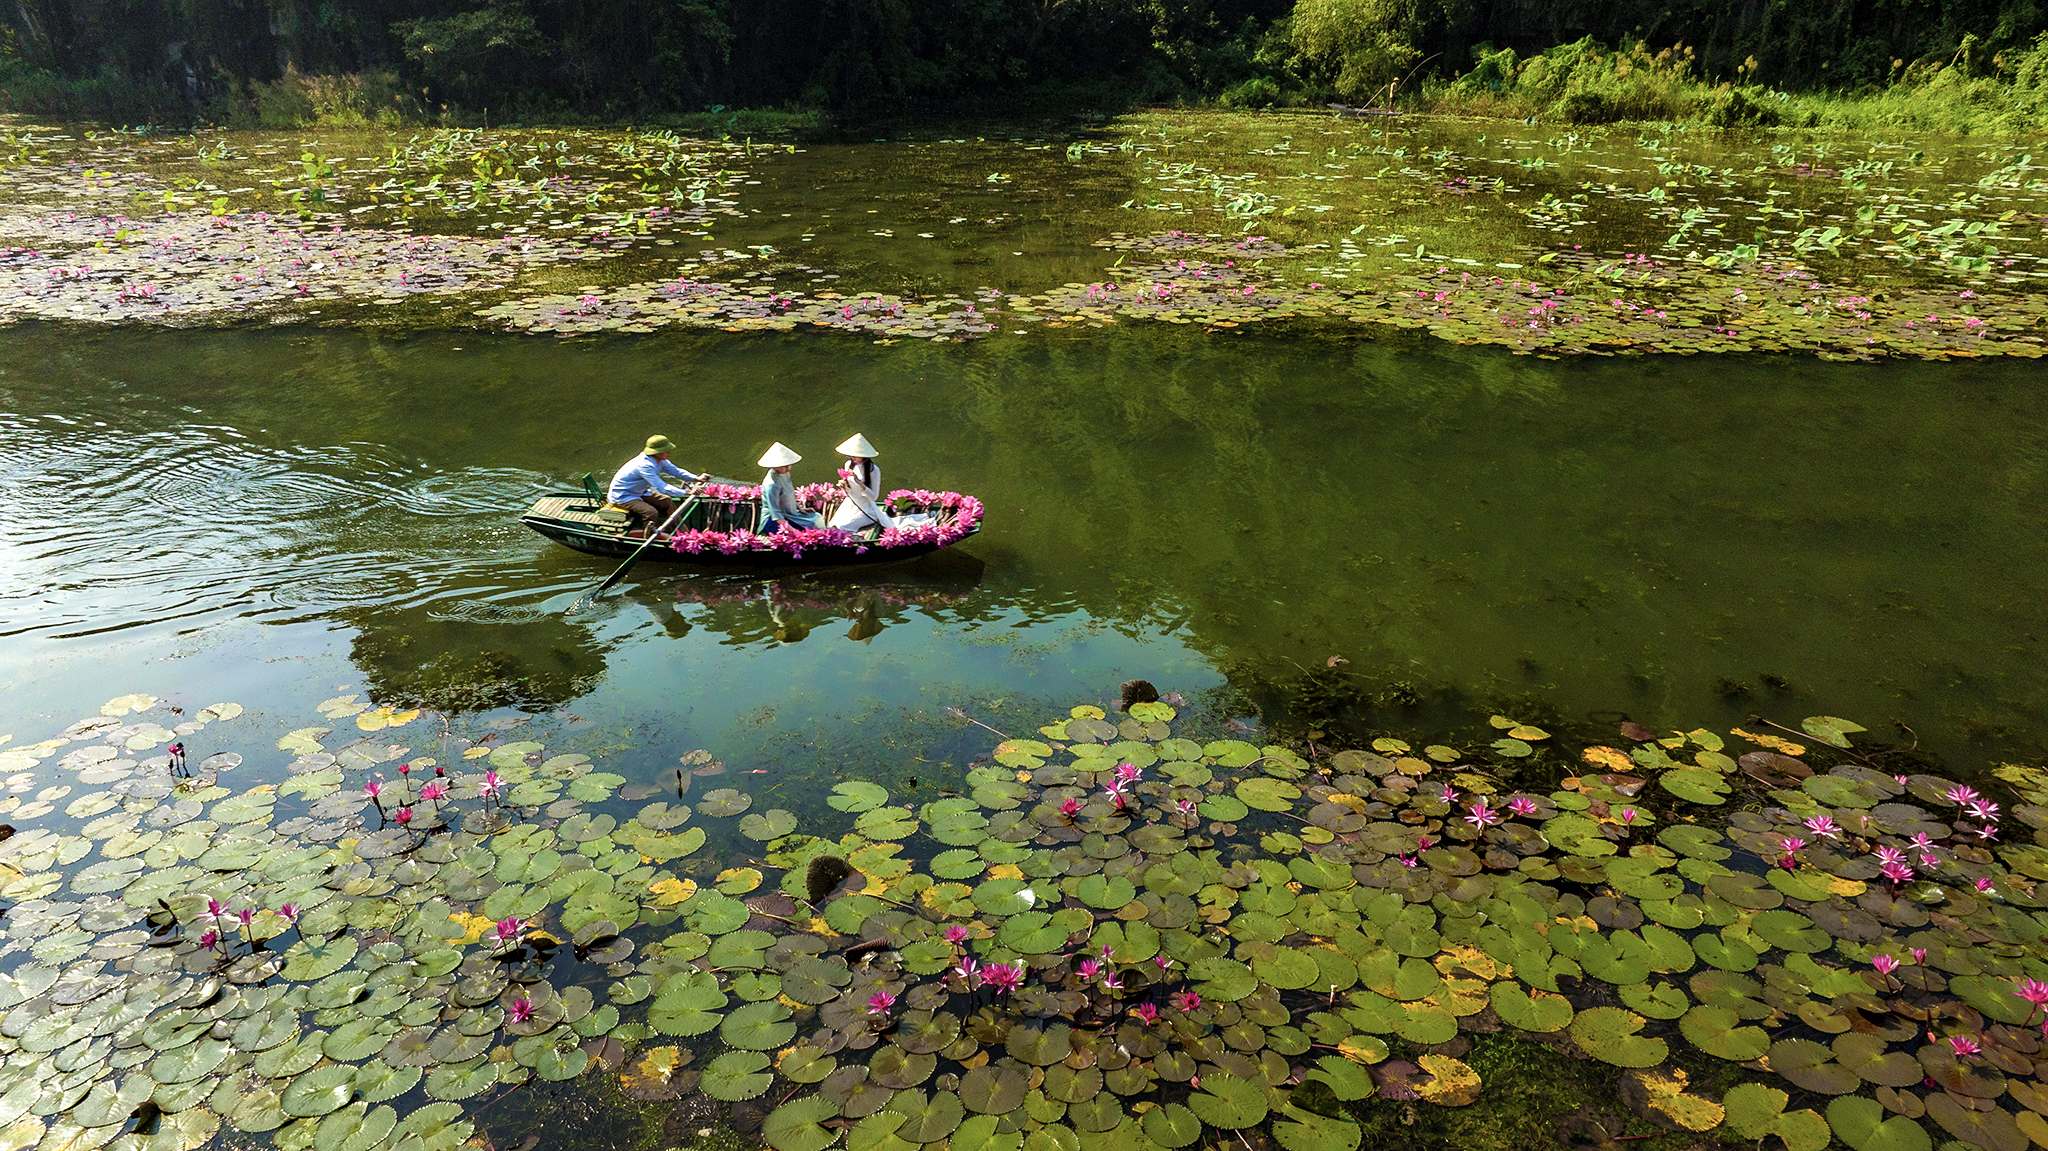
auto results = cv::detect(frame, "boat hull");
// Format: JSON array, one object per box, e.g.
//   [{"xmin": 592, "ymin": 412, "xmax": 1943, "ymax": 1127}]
[{"xmin": 520, "ymin": 492, "xmax": 976, "ymax": 570}]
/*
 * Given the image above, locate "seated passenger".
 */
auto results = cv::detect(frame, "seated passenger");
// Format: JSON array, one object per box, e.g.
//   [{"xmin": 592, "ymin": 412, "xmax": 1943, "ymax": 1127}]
[
  {"xmin": 608, "ymin": 435, "xmax": 700, "ymax": 537},
  {"xmin": 826, "ymin": 433, "xmax": 898, "ymax": 532},
  {"xmin": 757, "ymin": 442, "xmax": 822, "ymax": 534}
]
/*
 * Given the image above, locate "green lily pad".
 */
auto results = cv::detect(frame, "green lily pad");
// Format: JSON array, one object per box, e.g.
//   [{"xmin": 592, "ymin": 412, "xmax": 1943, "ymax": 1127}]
[
  {"xmin": 1660, "ymin": 770, "xmax": 1731, "ymax": 804},
  {"xmin": 721, "ymin": 1000, "xmax": 796, "ymax": 1050},
  {"xmin": 885, "ymin": 1089, "xmax": 965, "ymax": 1142},
  {"xmin": 1236, "ymin": 778, "xmax": 1301, "ymax": 812},
  {"xmin": 1826, "ymin": 1095, "xmax": 1933, "ymax": 1151},
  {"xmin": 741, "ymin": 809, "xmax": 798, "ymax": 841},
  {"xmin": 1273, "ymin": 1106, "xmax": 1363, "ymax": 1151},
  {"xmin": 828, "ymin": 782, "xmax": 889, "ymax": 813},
  {"xmin": 1800, "ymin": 716, "xmax": 1868, "ymax": 749},
  {"xmin": 1187, "ymin": 1073, "xmax": 1267, "ymax": 1128},
  {"xmin": 702, "ymin": 1050, "xmax": 774, "ymax": 1101},
  {"xmin": 764, "ymin": 1096, "xmax": 842, "ymax": 1151},
  {"xmin": 424, "ymin": 1058, "xmax": 498, "ymax": 1101},
  {"xmin": 1679, "ymin": 1004, "xmax": 1770, "ymax": 1061},
  {"xmin": 280, "ymin": 1063, "xmax": 356, "ymax": 1117},
  {"xmin": 1567, "ymin": 1007, "xmax": 1666, "ymax": 1067},
  {"xmin": 951, "ymin": 1113, "xmax": 1023, "ymax": 1151},
  {"xmin": 280, "ymin": 935, "xmax": 359, "ymax": 981}
]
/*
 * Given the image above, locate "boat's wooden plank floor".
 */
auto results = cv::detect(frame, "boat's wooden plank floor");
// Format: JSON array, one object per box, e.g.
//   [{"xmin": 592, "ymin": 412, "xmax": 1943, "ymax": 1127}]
[{"xmin": 529, "ymin": 496, "xmax": 625, "ymax": 534}]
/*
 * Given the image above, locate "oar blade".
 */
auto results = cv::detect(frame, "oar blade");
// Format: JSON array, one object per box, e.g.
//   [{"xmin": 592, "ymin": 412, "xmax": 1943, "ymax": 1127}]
[{"xmin": 564, "ymin": 495, "xmax": 695, "ymax": 613}]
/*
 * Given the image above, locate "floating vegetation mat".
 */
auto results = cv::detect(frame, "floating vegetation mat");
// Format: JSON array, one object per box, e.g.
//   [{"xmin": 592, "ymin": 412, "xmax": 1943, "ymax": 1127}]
[
  {"xmin": 3, "ymin": 114, "xmax": 2047, "ymax": 359},
  {"xmin": 7, "ymin": 691, "xmax": 2048, "ymax": 1151}
]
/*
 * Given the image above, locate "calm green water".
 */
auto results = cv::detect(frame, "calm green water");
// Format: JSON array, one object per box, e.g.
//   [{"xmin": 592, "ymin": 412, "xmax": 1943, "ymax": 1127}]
[{"xmin": 2, "ymin": 315, "xmax": 2044, "ymax": 768}]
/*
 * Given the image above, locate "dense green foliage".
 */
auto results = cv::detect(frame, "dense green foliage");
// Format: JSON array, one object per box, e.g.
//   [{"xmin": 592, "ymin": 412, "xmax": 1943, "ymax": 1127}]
[{"xmin": 2, "ymin": 0, "xmax": 2046, "ymax": 125}]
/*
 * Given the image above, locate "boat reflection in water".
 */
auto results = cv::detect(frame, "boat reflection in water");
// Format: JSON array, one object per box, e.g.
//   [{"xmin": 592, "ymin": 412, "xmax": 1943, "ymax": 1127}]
[
  {"xmin": 340, "ymin": 551, "xmax": 984, "ymax": 714},
  {"xmin": 652, "ymin": 550, "xmax": 987, "ymax": 647}
]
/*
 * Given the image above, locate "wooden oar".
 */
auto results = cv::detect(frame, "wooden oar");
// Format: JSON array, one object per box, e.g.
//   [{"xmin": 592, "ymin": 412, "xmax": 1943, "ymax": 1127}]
[{"xmin": 570, "ymin": 496, "xmax": 693, "ymax": 611}]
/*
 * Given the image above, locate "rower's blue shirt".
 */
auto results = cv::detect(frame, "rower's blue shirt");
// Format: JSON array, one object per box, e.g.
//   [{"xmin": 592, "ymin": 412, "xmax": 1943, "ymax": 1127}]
[{"xmin": 608, "ymin": 453, "xmax": 696, "ymax": 503}]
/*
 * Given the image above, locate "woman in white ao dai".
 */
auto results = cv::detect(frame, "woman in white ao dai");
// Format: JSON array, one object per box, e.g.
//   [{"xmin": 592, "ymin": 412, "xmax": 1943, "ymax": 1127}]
[{"xmin": 827, "ymin": 433, "xmax": 897, "ymax": 532}]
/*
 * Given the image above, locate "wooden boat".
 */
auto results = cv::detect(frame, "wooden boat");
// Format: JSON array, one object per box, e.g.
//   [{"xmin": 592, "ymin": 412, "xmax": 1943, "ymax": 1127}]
[{"xmin": 520, "ymin": 477, "xmax": 983, "ymax": 569}]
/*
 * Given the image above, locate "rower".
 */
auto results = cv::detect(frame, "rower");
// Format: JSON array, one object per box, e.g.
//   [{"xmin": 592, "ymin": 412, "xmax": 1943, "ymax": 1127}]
[
  {"xmin": 758, "ymin": 442, "xmax": 822, "ymax": 534},
  {"xmin": 826, "ymin": 433, "xmax": 897, "ymax": 532},
  {"xmin": 608, "ymin": 435, "xmax": 700, "ymax": 538}
]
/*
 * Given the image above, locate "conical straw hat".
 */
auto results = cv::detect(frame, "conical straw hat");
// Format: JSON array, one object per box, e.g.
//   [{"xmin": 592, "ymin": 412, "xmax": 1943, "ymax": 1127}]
[
  {"xmin": 758, "ymin": 442, "xmax": 802, "ymax": 468},
  {"xmin": 836, "ymin": 433, "xmax": 878, "ymax": 457}
]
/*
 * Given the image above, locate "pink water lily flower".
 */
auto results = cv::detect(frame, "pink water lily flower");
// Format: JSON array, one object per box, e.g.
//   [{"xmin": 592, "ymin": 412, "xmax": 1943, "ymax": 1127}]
[
  {"xmin": 1872, "ymin": 955, "xmax": 1899, "ymax": 974},
  {"xmin": 1154, "ymin": 955, "xmax": 1174, "ymax": 973},
  {"xmin": 1506, "ymin": 796, "xmax": 1539, "ymax": 817},
  {"xmin": 944, "ymin": 926, "xmax": 970, "ymax": 945},
  {"xmin": 1966, "ymin": 800, "xmax": 2001, "ymax": 823},
  {"xmin": 205, "ymin": 899, "xmax": 228, "ymax": 922},
  {"xmin": 1874, "ymin": 846, "xmax": 1909, "ymax": 867},
  {"xmin": 1114, "ymin": 763, "xmax": 1141, "ymax": 783},
  {"xmin": 1618, "ymin": 807, "xmax": 1639, "ymax": 826},
  {"xmin": 1078, "ymin": 959, "xmax": 1102, "ymax": 980},
  {"xmin": 1950, "ymin": 1035, "xmax": 1982, "ymax": 1058},
  {"xmin": 394, "ymin": 806, "xmax": 413, "ymax": 826},
  {"xmin": 1912, "ymin": 948, "xmax": 1927, "ymax": 964},
  {"xmin": 1437, "ymin": 785, "xmax": 1458, "ymax": 804},
  {"xmin": 1943, "ymin": 785, "xmax": 1982, "ymax": 807},
  {"xmin": 954, "ymin": 958, "xmax": 981, "ymax": 988},
  {"xmin": 2015, "ymin": 979, "xmax": 2048, "ymax": 1008},
  {"xmin": 1464, "ymin": 800, "xmax": 1502, "ymax": 830},
  {"xmin": 983, "ymin": 962, "xmax": 1025, "ymax": 995},
  {"xmin": 276, "ymin": 904, "xmax": 300, "ymax": 924},
  {"xmin": 489, "ymin": 916, "xmax": 524, "ymax": 944},
  {"xmin": 508, "ymin": 998, "xmax": 535, "ymax": 1025},
  {"xmin": 1803, "ymin": 815, "xmax": 1840, "ymax": 840},
  {"xmin": 1133, "ymin": 1003, "xmax": 1161, "ymax": 1025},
  {"xmin": 867, "ymin": 991, "xmax": 896, "ymax": 1015},
  {"xmin": 480, "ymin": 771, "xmax": 502, "ymax": 798},
  {"xmin": 363, "ymin": 777, "xmax": 383, "ymax": 800},
  {"xmin": 1977, "ymin": 877, "xmax": 1997, "ymax": 894},
  {"xmin": 1171, "ymin": 990, "xmax": 1201, "ymax": 1012},
  {"xmin": 419, "ymin": 781, "xmax": 447, "ymax": 803},
  {"xmin": 1779, "ymin": 837, "xmax": 1807, "ymax": 854},
  {"xmin": 1058, "ymin": 797, "xmax": 1083, "ymax": 818}
]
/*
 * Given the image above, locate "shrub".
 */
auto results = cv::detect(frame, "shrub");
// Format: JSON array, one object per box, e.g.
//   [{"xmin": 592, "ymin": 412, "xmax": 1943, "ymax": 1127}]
[
  {"xmin": 1700, "ymin": 84, "xmax": 1782, "ymax": 128},
  {"xmin": 1220, "ymin": 75, "xmax": 1283, "ymax": 107},
  {"xmin": 1289, "ymin": 0, "xmax": 1470, "ymax": 102}
]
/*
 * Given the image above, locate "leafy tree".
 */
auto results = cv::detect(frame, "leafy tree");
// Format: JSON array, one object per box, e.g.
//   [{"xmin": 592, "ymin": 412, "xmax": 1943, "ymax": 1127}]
[{"xmin": 1290, "ymin": 0, "xmax": 1468, "ymax": 99}]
